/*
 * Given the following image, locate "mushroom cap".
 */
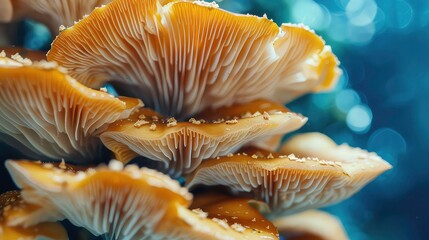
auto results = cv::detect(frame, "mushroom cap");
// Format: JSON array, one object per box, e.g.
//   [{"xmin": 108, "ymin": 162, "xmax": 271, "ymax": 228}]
[
  {"xmin": 0, "ymin": 191, "xmax": 68, "ymax": 240},
  {"xmin": 272, "ymin": 210, "xmax": 349, "ymax": 240},
  {"xmin": 5, "ymin": 159, "xmax": 277, "ymax": 240},
  {"xmin": 197, "ymin": 99, "xmax": 302, "ymax": 151},
  {"xmin": 186, "ymin": 145, "xmax": 391, "ymax": 214},
  {"xmin": 190, "ymin": 193, "xmax": 278, "ymax": 238},
  {"xmin": 155, "ymin": 203, "xmax": 279, "ymax": 240},
  {"xmin": 47, "ymin": 0, "xmax": 340, "ymax": 118},
  {"xmin": 0, "ymin": 54, "xmax": 143, "ymax": 163},
  {"xmin": 100, "ymin": 99, "xmax": 306, "ymax": 176},
  {"xmin": 3, "ymin": 0, "xmax": 112, "ymax": 33},
  {"xmin": 6, "ymin": 159, "xmax": 192, "ymax": 239}
]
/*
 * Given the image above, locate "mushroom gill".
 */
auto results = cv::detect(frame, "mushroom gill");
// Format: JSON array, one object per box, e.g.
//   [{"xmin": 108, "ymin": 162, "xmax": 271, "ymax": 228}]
[
  {"xmin": 272, "ymin": 210, "xmax": 349, "ymax": 240},
  {"xmin": 0, "ymin": 190, "xmax": 68, "ymax": 240},
  {"xmin": 187, "ymin": 146, "xmax": 391, "ymax": 215},
  {"xmin": 1, "ymin": 0, "xmax": 112, "ymax": 33},
  {"xmin": 47, "ymin": 0, "xmax": 340, "ymax": 118},
  {"xmin": 100, "ymin": 99, "xmax": 306, "ymax": 176},
  {"xmin": 0, "ymin": 54, "xmax": 143, "ymax": 163},
  {"xmin": 6, "ymin": 159, "xmax": 280, "ymax": 239}
]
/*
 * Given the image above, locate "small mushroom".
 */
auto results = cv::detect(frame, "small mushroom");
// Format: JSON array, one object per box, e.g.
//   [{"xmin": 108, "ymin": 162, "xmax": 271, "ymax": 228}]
[
  {"xmin": 100, "ymin": 99, "xmax": 306, "ymax": 176},
  {"xmin": 6, "ymin": 159, "xmax": 279, "ymax": 239},
  {"xmin": 0, "ymin": 190, "xmax": 68, "ymax": 240},
  {"xmin": 47, "ymin": 0, "xmax": 340, "ymax": 118},
  {"xmin": 1, "ymin": 0, "xmax": 112, "ymax": 33},
  {"xmin": 0, "ymin": 54, "xmax": 143, "ymax": 163},
  {"xmin": 191, "ymin": 193, "xmax": 278, "ymax": 239},
  {"xmin": 187, "ymin": 145, "xmax": 391, "ymax": 214},
  {"xmin": 272, "ymin": 210, "xmax": 349, "ymax": 240}
]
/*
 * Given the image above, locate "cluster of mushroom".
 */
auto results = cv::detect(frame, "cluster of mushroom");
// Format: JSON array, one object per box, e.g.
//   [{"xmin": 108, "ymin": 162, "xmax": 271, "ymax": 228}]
[{"xmin": 0, "ymin": 0, "xmax": 391, "ymax": 239}]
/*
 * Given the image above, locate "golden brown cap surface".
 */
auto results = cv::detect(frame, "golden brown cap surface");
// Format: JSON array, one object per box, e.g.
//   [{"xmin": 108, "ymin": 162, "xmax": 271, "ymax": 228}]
[
  {"xmin": 191, "ymin": 193, "xmax": 279, "ymax": 238},
  {"xmin": 0, "ymin": 191, "xmax": 68, "ymax": 240}
]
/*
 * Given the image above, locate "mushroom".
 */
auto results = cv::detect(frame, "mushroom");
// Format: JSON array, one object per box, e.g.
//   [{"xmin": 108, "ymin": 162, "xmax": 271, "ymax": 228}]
[
  {"xmin": 197, "ymin": 99, "xmax": 304, "ymax": 151},
  {"xmin": 6, "ymin": 159, "xmax": 279, "ymax": 239},
  {"xmin": 272, "ymin": 210, "xmax": 349, "ymax": 240},
  {"xmin": 191, "ymin": 193, "xmax": 278, "ymax": 239},
  {"xmin": 47, "ymin": 0, "xmax": 340, "ymax": 118},
  {"xmin": 0, "ymin": 190, "xmax": 68, "ymax": 240},
  {"xmin": 100, "ymin": 99, "xmax": 306, "ymax": 176},
  {"xmin": 6, "ymin": 159, "xmax": 192, "ymax": 239},
  {"xmin": 186, "ymin": 145, "xmax": 391, "ymax": 215},
  {"xmin": 0, "ymin": 0, "xmax": 112, "ymax": 33},
  {"xmin": 0, "ymin": 54, "xmax": 143, "ymax": 163}
]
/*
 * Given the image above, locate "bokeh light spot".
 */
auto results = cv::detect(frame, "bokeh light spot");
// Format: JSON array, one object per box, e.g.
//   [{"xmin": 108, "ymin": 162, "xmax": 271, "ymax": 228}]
[
  {"xmin": 291, "ymin": 0, "xmax": 331, "ymax": 30},
  {"xmin": 386, "ymin": 0, "xmax": 414, "ymax": 30},
  {"xmin": 335, "ymin": 89, "xmax": 361, "ymax": 113},
  {"xmin": 346, "ymin": 0, "xmax": 378, "ymax": 27},
  {"xmin": 346, "ymin": 104, "xmax": 372, "ymax": 133},
  {"xmin": 368, "ymin": 128, "xmax": 406, "ymax": 163}
]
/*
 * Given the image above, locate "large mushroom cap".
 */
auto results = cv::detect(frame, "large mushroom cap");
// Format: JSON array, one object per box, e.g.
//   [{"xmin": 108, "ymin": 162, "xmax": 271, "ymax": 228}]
[
  {"xmin": 6, "ymin": 159, "xmax": 279, "ymax": 239},
  {"xmin": 187, "ymin": 144, "xmax": 391, "ymax": 214},
  {"xmin": 48, "ymin": 0, "xmax": 340, "ymax": 118},
  {"xmin": 0, "ymin": 190, "xmax": 68, "ymax": 240},
  {"xmin": 100, "ymin": 99, "xmax": 306, "ymax": 176},
  {"xmin": 0, "ymin": 54, "xmax": 142, "ymax": 163},
  {"xmin": 6, "ymin": 159, "xmax": 192, "ymax": 239},
  {"xmin": 272, "ymin": 210, "xmax": 349, "ymax": 240},
  {"xmin": 2, "ymin": 0, "xmax": 112, "ymax": 33}
]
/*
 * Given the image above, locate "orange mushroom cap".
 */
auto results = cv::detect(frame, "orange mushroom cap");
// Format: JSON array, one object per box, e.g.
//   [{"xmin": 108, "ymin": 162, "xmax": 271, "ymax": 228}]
[
  {"xmin": 0, "ymin": 53, "xmax": 142, "ymax": 163},
  {"xmin": 6, "ymin": 159, "xmax": 192, "ymax": 239},
  {"xmin": 100, "ymin": 99, "xmax": 306, "ymax": 176},
  {"xmin": 6, "ymin": 159, "xmax": 280, "ymax": 239},
  {"xmin": 48, "ymin": 0, "xmax": 341, "ymax": 119},
  {"xmin": 191, "ymin": 193, "xmax": 278, "ymax": 238},
  {"xmin": 0, "ymin": 191, "xmax": 68, "ymax": 240},
  {"xmin": 1, "ymin": 0, "xmax": 112, "ymax": 33},
  {"xmin": 187, "ymin": 144, "xmax": 391, "ymax": 214}
]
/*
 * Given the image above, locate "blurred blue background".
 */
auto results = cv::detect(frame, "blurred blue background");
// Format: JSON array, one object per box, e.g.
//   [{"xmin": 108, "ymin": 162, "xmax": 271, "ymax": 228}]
[
  {"xmin": 1, "ymin": 0, "xmax": 428, "ymax": 239},
  {"xmin": 217, "ymin": 0, "xmax": 428, "ymax": 239}
]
